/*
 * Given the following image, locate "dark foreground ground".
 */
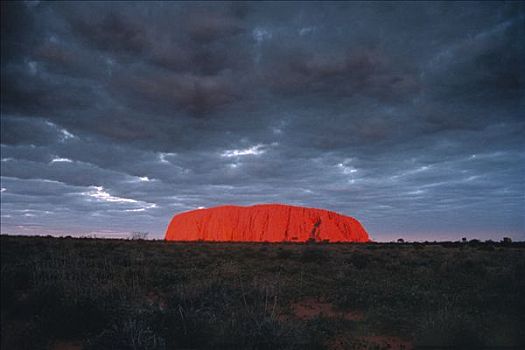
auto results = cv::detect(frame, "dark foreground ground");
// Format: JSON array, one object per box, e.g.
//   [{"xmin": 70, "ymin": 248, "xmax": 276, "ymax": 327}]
[{"xmin": 1, "ymin": 236, "xmax": 524, "ymax": 350}]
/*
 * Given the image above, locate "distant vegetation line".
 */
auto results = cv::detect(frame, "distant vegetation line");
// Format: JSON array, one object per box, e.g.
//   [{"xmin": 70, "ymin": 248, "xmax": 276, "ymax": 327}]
[{"xmin": 0, "ymin": 233, "xmax": 522, "ymax": 245}]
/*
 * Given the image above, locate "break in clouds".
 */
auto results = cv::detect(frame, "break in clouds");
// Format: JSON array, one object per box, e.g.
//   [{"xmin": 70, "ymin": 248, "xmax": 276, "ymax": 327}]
[{"xmin": 1, "ymin": 1, "xmax": 524, "ymax": 240}]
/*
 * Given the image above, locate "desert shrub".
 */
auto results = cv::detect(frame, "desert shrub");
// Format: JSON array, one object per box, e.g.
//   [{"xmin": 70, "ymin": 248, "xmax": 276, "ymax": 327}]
[
  {"xmin": 9, "ymin": 268, "xmax": 32, "ymax": 290},
  {"xmin": 1, "ymin": 319, "xmax": 46, "ymax": 350},
  {"xmin": 346, "ymin": 253, "xmax": 370, "ymax": 270},
  {"xmin": 86, "ymin": 311, "xmax": 165, "ymax": 350},
  {"xmin": 129, "ymin": 232, "xmax": 149, "ymax": 240},
  {"xmin": 459, "ymin": 258, "xmax": 486, "ymax": 276},
  {"xmin": 413, "ymin": 242, "xmax": 425, "ymax": 250},
  {"xmin": 276, "ymin": 248, "xmax": 293, "ymax": 259},
  {"xmin": 152, "ymin": 304, "xmax": 212, "ymax": 349},
  {"xmin": 302, "ymin": 318, "xmax": 343, "ymax": 349},
  {"xmin": 0, "ymin": 267, "xmax": 20, "ymax": 311},
  {"xmin": 153, "ymin": 280, "xmax": 309, "ymax": 349},
  {"xmin": 39, "ymin": 295, "xmax": 110, "ymax": 339},
  {"xmin": 299, "ymin": 247, "xmax": 330, "ymax": 263},
  {"xmin": 501, "ymin": 237, "xmax": 512, "ymax": 244},
  {"xmin": 150, "ymin": 270, "xmax": 182, "ymax": 289},
  {"xmin": 477, "ymin": 244, "xmax": 495, "ymax": 252},
  {"xmin": 16, "ymin": 285, "xmax": 64, "ymax": 321},
  {"xmin": 239, "ymin": 248, "xmax": 259, "ymax": 260},
  {"xmin": 415, "ymin": 311, "xmax": 487, "ymax": 349},
  {"xmin": 217, "ymin": 312, "xmax": 290, "ymax": 349}
]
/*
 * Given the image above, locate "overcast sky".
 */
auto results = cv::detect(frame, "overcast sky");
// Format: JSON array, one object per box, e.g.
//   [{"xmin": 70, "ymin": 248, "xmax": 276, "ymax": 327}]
[{"xmin": 1, "ymin": 1, "xmax": 524, "ymax": 241}]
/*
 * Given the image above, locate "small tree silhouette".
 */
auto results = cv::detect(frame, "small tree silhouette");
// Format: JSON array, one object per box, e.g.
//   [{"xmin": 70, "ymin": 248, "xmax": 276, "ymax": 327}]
[
  {"xmin": 129, "ymin": 232, "xmax": 149, "ymax": 240},
  {"xmin": 397, "ymin": 238, "xmax": 405, "ymax": 243}
]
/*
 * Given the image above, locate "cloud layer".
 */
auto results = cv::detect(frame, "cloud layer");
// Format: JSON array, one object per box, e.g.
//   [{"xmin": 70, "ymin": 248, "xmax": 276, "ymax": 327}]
[{"xmin": 1, "ymin": 2, "xmax": 524, "ymax": 240}]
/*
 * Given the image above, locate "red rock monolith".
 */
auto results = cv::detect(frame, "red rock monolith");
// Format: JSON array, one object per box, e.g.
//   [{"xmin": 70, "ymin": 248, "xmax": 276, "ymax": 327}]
[{"xmin": 164, "ymin": 204, "xmax": 370, "ymax": 242}]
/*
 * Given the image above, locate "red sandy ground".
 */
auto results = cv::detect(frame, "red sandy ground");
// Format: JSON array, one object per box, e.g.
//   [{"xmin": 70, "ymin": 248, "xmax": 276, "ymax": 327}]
[
  {"xmin": 329, "ymin": 335, "xmax": 413, "ymax": 350},
  {"xmin": 289, "ymin": 298, "xmax": 413, "ymax": 350},
  {"xmin": 291, "ymin": 297, "xmax": 364, "ymax": 321}
]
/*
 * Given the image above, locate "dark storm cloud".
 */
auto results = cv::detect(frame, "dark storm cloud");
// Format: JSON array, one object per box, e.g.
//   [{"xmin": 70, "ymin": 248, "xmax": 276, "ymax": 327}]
[
  {"xmin": 264, "ymin": 49, "xmax": 419, "ymax": 101},
  {"xmin": 1, "ymin": 1, "xmax": 524, "ymax": 240},
  {"xmin": 72, "ymin": 12, "xmax": 150, "ymax": 55},
  {"xmin": 112, "ymin": 69, "xmax": 241, "ymax": 116},
  {"xmin": 1, "ymin": 1, "xmax": 39, "ymax": 63},
  {"xmin": 1, "ymin": 117, "xmax": 58, "ymax": 145}
]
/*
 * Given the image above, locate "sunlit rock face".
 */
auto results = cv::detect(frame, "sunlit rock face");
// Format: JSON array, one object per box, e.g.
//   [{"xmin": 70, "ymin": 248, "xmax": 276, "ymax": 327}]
[{"xmin": 165, "ymin": 204, "xmax": 370, "ymax": 242}]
